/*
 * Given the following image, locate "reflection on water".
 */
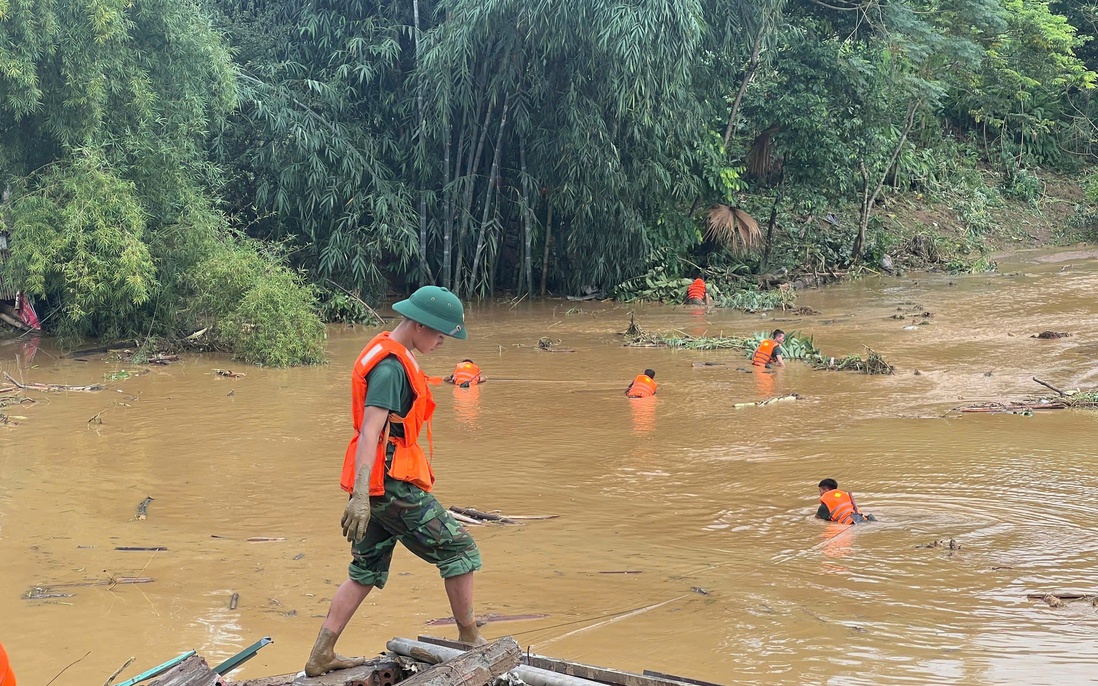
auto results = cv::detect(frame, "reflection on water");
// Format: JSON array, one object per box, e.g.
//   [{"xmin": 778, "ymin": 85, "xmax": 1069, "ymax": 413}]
[{"xmin": 2, "ymin": 249, "xmax": 1098, "ymax": 685}]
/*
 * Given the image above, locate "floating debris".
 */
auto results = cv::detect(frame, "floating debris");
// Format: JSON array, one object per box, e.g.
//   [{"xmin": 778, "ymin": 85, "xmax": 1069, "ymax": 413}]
[
  {"xmin": 1032, "ymin": 331, "xmax": 1071, "ymax": 339},
  {"xmin": 812, "ymin": 348, "xmax": 894, "ymax": 375}
]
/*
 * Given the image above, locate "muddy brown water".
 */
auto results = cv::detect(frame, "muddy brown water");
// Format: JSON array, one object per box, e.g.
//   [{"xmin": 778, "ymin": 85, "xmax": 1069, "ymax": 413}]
[{"xmin": 2, "ymin": 249, "xmax": 1098, "ymax": 686}]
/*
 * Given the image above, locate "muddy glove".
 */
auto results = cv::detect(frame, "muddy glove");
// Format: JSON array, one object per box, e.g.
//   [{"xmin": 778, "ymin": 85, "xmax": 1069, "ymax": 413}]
[{"xmin": 342, "ymin": 467, "xmax": 373, "ymax": 543}]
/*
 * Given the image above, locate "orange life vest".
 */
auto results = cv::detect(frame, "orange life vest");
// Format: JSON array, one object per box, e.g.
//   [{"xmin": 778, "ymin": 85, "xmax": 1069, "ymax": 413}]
[
  {"xmin": 820, "ymin": 489, "xmax": 859, "ymax": 525},
  {"xmin": 340, "ymin": 332, "xmax": 438, "ymax": 496},
  {"xmin": 451, "ymin": 361, "xmax": 481, "ymax": 386},
  {"xmin": 751, "ymin": 339, "xmax": 778, "ymax": 366},
  {"xmin": 627, "ymin": 374, "xmax": 657, "ymax": 398},
  {"xmin": 686, "ymin": 279, "xmax": 707, "ymax": 301},
  {"xmin": 0, "ymin": 641, "xmax": 14, "ymax": 686}
]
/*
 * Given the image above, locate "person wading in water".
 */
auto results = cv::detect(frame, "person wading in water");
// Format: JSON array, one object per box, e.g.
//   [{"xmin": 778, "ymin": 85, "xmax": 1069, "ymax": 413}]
[
  {"xmin": 751, "ymin": 329, "xmax": 786, "ymax": 368},
  {"xmin": 443, "ymin": 359, "xmax": 487, "ymax": 387},
  {"xmin": 305, "ymin": 286, "xmax": 485, "ymax": 676},
  {"xmin": 625, "ymin": 369, "xmax": 658, "ymax": 398},
  {"xmin": 816, "ymin": 478, "xmax": 876, "ymax": 524}
]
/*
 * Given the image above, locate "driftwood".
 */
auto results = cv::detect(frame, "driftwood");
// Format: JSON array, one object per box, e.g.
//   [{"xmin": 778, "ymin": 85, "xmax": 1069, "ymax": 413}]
[
  {"xmin": 389, "ymin": 638, "xmax": 606, "ymax": 686},
  {"xmin": 733, "ymin": 394, "xmax": 800, "ymax": 409},
  {"xmin": 246, "ymin": 537, "xmax": 286, "ymax": 542},
  {"xmin": 136, "ymin": 496, "xmax": 154, "ymax": 520},
  {"xmin": 393, "ymin": 637, "xmax": 520, "ymax": 686},
  {"xmin": 416, "ymin": 637, "xmax": 700, "ymax": 686},
  {"xmin": 1032, "ymin": 331, "xmax": 1071, "ymax": 339},
  {"xmin": 1033, "ymin": 377, "xmax": 1066, "ymax": 397},
  {"xmin": 116, "ymin": 546, "xmax": 168, "ymax": 551},
  {"xmin": 449, "ymin": 507, "xmax": 517, "ymax": 525},
  {"xmin": 104, "ymin": 657, "xmax": 137, "ymax": 686},
  {"xmin": 447, "ymin": 512, "xmax": 485, "ymax": 527},
  {"xmin": 3, "ymin": 371, "xmax": 104, "ymax": 392},
  {"xmin": 957, "ymin": 402, "xmax": 1064, "ymax": 414},
  {"xmin": 215, "ymin": 369, "xmax": 246, "ymax": 378},
  {"xmin": 148, "ymin": 655, "xmax": 218, "ymax": 686},
  {"xmin": 233, "ymin": 658, "xmax": 406, "ymax": 686}
]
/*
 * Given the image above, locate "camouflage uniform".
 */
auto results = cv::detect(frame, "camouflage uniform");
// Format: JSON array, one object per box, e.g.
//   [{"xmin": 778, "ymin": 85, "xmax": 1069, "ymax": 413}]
[{"xmin": 349, "ymin": 460, "xmax": 482, "ymax": 588}]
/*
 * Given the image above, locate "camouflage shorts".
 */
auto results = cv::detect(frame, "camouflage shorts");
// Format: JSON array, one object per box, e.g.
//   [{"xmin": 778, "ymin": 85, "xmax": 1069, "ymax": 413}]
[{"xmin": 348, "ymin": 477, "xmax": 481, "ymax": 588}]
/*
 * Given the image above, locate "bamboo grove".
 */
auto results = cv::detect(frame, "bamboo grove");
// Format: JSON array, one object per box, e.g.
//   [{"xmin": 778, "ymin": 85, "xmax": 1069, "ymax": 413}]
[{"xmin": 2, "ymin": 0, "xmax": 1098, "ymax": 362}]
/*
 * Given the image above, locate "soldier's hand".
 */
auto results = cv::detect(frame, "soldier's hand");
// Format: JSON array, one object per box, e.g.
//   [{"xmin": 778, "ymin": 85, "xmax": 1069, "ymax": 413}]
[{"xmin": 341, "ymin": 493, "xmax": 371, "ymax": 543}]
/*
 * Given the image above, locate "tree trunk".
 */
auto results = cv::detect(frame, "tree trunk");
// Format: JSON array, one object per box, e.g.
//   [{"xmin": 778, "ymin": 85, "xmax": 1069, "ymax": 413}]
[
  {"xmin": 455, "ymin": 93, "xmax": 493, "ymax": 292},
  {"xmin": 442, "ymin": 124, "xmax": 455, "ymax": 289},
  {"xmin": 413, "ymin": 0, "xmax": 430, "ymax": 285},
  {"xmin": 852, "ymin": 100, "xmax": 919, "ymax": 262},
  {"xmin": 520, "ymin": 138, "xmax": 534, "ymax": 296},
  {"xmin": 391, "ymin": 637, "xmax": 521, "ymax": 686},
  {"xmin": 723, "ymin": 27, "xmax": 765, "ymax": 151},
  {"xmin": 469, "ymin": 93, "xmax": 510, "ymax": 296},
  {"xmin": 540, "ymin": 200, "xmax": 553, "ymax": 296}
]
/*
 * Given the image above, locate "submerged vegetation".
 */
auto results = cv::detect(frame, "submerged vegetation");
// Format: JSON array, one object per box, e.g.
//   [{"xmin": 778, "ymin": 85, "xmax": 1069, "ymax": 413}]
[
  {"xmin": 4, "ymin": 0, "xmax": 1098, "ymax": 361},
  {"xmin": 624, "ymin": 326, "xmax": 893, "ymax": 374}
]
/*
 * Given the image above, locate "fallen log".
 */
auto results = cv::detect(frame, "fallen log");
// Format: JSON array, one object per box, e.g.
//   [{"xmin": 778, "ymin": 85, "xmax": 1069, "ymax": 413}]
[
  {"xmin": 388, "ymin": 638, "xmax": 601, "ymax": 686},
  {"xmin": 148, "ymin": 654, "xmax": 218, "ymax": 686},
  {"xmin": 394, "ymin": 636, "xmax": 520, "ymax": 686},
  {"xmin": 3, "ymin": 371, "xmax": 105, "ymax": 392}
]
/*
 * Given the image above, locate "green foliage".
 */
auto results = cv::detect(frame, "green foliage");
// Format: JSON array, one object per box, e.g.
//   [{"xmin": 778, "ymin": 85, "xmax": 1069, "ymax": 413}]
[
  {"xmin": 613, "ymin": 260, "xmax": 692, "ymax": 302},
  {"xmin": 4, "ymin": 154, "xmax": 157, "ymax": 341},
  {"xmin": 183, "ymin": 228, "xmax": 327, "ymax": 366},
  {"xmin": 221, "ymin": 271, "xmax": 327, "ymax": 367},
  {"xmin": 717, "ymin": 286, "xmax": 796, "ymax": 312}
]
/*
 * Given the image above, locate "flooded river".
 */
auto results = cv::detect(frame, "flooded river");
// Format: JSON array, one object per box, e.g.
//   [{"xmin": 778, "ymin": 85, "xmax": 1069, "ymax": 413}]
[{"xmin": 2, "ymin": 249, "xmax": 1098, "ymax": 686}]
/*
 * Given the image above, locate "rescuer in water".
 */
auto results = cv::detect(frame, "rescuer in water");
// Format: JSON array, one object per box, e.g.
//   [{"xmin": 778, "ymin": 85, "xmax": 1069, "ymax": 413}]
[
  {"xmin": 444, "ymin": 359, "xmax": 488, "ymax": 387},
  {"xmin": 816, "ymin": 478, "xmax": 876, "ymax": 524},
  {"xmin": 751, "ymin": 329, "xmax": 786, "ymax": 368},
  {"xmin": 685, "ymin": 278, "xmax": 713, "ymax": 306},
  {"xmin": 625, "ymin": 369, "xmax": 658, "ymax": 398}
]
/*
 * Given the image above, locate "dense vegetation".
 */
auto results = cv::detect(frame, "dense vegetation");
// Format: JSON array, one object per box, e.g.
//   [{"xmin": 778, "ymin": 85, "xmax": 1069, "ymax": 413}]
[{"xmin": 3, "ymin": 0, "xmax": 1098, "ymax": 363}]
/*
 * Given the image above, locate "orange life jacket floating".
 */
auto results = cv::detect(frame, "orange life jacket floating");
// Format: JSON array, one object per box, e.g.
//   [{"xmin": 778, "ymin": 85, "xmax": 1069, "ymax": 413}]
[
  {"xmin": 451, "ymin": 361, "xmax": 481, "ymax": 386},
  {"xmin": 686, "ymin": 278, "xmax": 707, "ymax": 301},
  {"xmin": 751, "ymin": 339, "xmax": 778, "ymax": 366},
  {"xmin": 341, "ymin": 332, "xmax": 439, "ymax": 496},
  {"xmin": 627, "ymin": 374, "xmax": 657, "ymax": 398},
  {"xmin": 820, "ymin": 489, "xmax": 859, "ymax": 524}
]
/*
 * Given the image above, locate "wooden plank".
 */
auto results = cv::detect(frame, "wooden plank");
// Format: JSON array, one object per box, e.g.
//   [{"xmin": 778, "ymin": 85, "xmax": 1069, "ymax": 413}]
[
  {"xmin": 641, "ymin": 670, "xmax": 725, "ymax": 686},
  {"xmin": 416, "ymin": 637, "xmax": 698, "ymax": 686},
  {"xmin": 395, "ymin": 637, "xmax": 520, "ymax": 686},
  {"xmin": 524, "ymin": 656, "xmax": 696, "ymax": 686}
]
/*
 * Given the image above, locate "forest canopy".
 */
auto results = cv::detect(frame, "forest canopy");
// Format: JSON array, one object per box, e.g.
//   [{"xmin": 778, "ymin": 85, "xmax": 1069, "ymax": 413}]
[{"xmin": 2, "ymin": 0, "xmax": 1096, "ymax": 363}]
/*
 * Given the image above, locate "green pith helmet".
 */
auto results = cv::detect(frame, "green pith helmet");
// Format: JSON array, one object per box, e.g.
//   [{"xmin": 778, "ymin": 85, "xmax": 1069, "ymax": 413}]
[{"xmin": 393, "ymin": 286, "xmax": 468, "ymax": 339}]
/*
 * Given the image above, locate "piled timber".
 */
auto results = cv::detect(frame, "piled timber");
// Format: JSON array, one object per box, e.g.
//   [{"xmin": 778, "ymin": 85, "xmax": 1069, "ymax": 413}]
[{"xmin": 123, "ymin": 635, "xmax": 723, "ymax": 686}]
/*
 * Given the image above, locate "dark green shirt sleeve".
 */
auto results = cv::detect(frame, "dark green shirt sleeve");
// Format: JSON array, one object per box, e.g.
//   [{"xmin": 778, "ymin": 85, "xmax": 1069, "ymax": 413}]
[
  {"xmin": 816, "ymin": 503, "xmax": 831, "ymax": 520},
  {"xmin": 365, "ymin": 356, "xmax": 413, "ymax": 416},
  {"xmin": 365, "ymin": 356, "xmax": 413, "ymax": 443},
  {"xmin": 773, "ymin": 345, "xmax": 785, "ymax": 359}
]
